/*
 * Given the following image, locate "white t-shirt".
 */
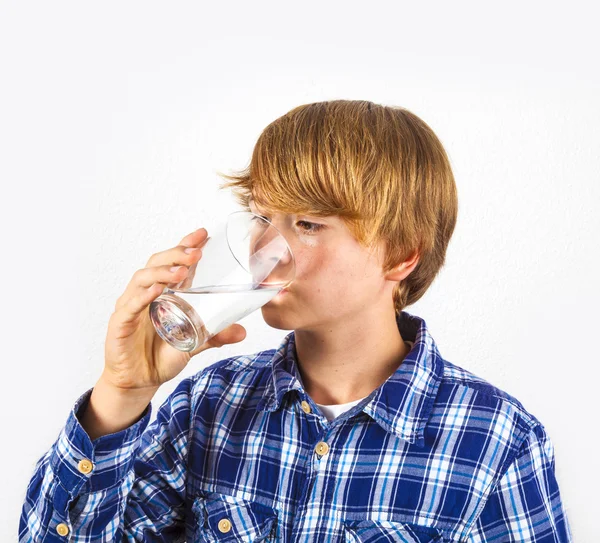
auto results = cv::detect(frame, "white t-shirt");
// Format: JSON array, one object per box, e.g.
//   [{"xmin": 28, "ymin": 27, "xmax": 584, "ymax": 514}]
[
  {"xmin": 309, "ymin": 340, "xmax": 415, "ymax": 422},
  {"xmin": 315, "ymin": 397, "xmax": 366, "ymax": 422}
]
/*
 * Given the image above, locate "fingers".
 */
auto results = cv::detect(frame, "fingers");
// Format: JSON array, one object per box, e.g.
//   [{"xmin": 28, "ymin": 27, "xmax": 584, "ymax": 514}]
[
  {"xmin": 115, "ymin": 227, "xmax": 208, "ymax": 314},
  {"xmin": 115, "ymin": 260, "xmax": 194, "ymax": 314},
  {"xmin": 116, "ymin": 281, "xmax": 166, "ymax": 325},
  {"xmin": 133, "ymin": 261, "xmax": 192, "ymax": 291},
  {"xmin": 146, "ymin": 228, "xmax": 209, "ymax": 268},
  {"xmin": 177, "ymin": 260, "xmax": 199, "ymax": 291},
  {"xmin": 178, "ymin": 227, "xmax": 208, "ymax": 248}
]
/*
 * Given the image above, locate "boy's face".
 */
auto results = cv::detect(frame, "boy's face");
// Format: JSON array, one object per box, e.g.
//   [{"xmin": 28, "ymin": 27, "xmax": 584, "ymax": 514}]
[{"xmin": 249, "ymin": 200, "xmax": 397, "ymax": 332}]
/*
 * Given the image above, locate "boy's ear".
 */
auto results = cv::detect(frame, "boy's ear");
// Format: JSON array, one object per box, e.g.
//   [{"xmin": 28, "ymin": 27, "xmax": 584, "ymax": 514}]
[{"xmin": 383, "ymin": 249, "xmax": 420, "ymax": 282}]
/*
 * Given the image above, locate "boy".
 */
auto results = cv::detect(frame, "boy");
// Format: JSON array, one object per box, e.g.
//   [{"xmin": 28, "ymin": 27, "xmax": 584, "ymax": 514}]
[{"xmin": 20, "ymin": 100, "xmax": 572, "ymax": 541}]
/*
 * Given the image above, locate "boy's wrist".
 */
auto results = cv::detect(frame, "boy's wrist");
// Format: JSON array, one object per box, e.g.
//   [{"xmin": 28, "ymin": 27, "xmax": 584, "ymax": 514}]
[
  {"xmin": 97, "ymin": 371, "xmax": 160, "ymax": 401},
  {"xmin": 79, "ymin": 375, "xmax": 156, "ymax": 441}
]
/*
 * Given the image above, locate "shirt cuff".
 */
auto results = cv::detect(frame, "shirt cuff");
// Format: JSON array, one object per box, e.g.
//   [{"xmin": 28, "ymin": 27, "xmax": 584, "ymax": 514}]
[{"xmin": 49, "ymin": 387, "xmax": 152, "ymax": 496}]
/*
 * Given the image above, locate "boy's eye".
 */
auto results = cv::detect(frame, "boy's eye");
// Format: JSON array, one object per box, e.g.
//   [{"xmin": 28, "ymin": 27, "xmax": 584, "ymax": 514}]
[
  {"xmin": 295, "ymin": 220, "xmax": 323, "ymax": 234},
  {"xmin": 250, "ymin": 214, "xmax": 270, "ymax": 225},
  {"xmin": 250, "ymin": 215, "xmax": 323, "ymax": 234}
]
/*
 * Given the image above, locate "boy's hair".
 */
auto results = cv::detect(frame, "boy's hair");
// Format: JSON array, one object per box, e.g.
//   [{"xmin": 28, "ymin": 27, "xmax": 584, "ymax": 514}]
[{"xmin": 217, "ymin": 100, "xmax": 458, "ymax": 313}]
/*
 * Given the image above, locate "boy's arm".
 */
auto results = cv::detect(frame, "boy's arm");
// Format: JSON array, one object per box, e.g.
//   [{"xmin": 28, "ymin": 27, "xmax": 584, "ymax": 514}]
[
  {"xmin": 465, "ymin": 423, "xmax": 573, "ymax": 542},
  {"xmin": 19, "ymin": 375, "xmax": 196, "ymax": 542}
]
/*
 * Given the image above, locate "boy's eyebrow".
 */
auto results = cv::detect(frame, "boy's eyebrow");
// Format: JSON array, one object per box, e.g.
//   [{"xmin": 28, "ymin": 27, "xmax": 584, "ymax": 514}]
[{"xmin": 248, "ymin": 198, "xmax": 335, "ymax": 222}]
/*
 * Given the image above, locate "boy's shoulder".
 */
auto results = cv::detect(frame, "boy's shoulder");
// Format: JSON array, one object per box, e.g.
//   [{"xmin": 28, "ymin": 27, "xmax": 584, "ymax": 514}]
[{"xmin": 438, "ymin": 357, "xmax": 542, "ymax": 429}]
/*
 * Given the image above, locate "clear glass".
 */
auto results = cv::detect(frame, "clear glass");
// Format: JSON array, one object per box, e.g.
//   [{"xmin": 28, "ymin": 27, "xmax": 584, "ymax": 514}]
[{"xmin": 149, "ymin": 211, "xmax": 295, "ymax": 352}]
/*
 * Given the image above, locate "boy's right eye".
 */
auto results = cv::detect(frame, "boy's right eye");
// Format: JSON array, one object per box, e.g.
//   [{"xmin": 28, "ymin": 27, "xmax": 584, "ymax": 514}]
[{"xmin": 251, "ymin": 215, "xmax": 270, "ymax": 223}]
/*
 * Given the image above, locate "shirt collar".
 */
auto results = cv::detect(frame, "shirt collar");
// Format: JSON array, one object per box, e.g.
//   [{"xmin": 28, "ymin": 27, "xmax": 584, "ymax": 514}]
[{"xmin": 256, "ymin": 311, "xmax": 444, "ymax": 447}]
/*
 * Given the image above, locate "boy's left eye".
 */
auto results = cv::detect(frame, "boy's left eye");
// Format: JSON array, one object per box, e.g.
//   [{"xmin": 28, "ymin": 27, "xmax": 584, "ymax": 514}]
[{"xmin": 296, "ymin": 220, "xmax": 323, "ymax": 234}]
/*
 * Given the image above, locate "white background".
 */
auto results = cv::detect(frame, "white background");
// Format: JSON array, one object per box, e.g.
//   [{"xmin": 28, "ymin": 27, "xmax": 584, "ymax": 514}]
[{"xmin": 1, "ymin": 1, "xmax": 598, "ymax": 540}]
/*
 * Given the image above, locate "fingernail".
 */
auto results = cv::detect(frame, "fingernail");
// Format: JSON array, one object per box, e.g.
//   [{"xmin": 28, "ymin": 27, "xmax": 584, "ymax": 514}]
[{"xmin": 184, "ymin": 247, "xmax": 198, "ymax": 254}]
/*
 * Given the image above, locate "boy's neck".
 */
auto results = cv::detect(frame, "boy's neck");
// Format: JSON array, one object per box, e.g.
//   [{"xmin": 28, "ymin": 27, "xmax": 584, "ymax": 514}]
[{"xmin": 293, "ymin": 309, "xmax": 410, "ymax": 406}]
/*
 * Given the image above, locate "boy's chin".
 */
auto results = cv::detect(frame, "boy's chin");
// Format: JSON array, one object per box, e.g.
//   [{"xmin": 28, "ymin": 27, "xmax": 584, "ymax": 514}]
[
  {"xmin": 261, "ymin": 317, "xmax": 294, "ymax": 332},
  {"xmin": 260, "ymin": 303, "xmax": 295, "ymax": 331}
]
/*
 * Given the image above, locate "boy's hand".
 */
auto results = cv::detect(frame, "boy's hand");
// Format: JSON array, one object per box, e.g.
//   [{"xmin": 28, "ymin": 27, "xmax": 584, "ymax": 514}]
[{"xmin": 102, "ymin": 227, "xmax": 247, "ymax": 393}]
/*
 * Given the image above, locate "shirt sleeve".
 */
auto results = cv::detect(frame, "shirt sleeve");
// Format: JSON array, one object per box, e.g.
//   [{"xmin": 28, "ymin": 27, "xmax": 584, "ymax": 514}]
[
  {"xmin": 19, "ymin": 374, "xmax": 196, "ymax": 542},
  {"xmin": 466, "ymin": 422, "xmax": 573, "ymax": 542}
]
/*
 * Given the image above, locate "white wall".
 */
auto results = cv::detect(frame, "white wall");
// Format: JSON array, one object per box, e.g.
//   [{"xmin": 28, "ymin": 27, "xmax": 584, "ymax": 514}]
[{"xmin": 2, "ymin": 1, "xmax": 597, "ymax": 540}]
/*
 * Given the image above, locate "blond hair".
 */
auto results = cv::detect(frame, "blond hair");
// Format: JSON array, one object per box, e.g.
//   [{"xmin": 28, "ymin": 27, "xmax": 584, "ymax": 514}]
[{"xmin": 217, "ymin": 100, "xmax": 458, "ymax": 314}]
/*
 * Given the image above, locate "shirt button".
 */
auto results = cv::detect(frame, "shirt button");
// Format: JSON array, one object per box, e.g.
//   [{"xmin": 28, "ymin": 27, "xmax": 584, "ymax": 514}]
[
  {"xmin": 218, "ymin": 518, "xmax": 232, "ymax": 533},
  {"xmin": 77, "ymin": 459, "xmax": 94, "ymax": 474},
  {"xmin": 315, "ymin": 441, "xmax": 330, "ymax": 456},
  {"xmin": 56, "ymin": 523, "xmax": 69, "ymax": 536},
  {"xmin": 301, "ymin": 400, "xmax": 311, "ymax": 414}
]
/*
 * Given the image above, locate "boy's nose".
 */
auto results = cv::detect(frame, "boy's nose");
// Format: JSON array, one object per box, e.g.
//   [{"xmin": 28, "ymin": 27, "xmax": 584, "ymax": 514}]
[{"xmin": 249, "ymin": 226, "xmax": 295, "ymax": 286}]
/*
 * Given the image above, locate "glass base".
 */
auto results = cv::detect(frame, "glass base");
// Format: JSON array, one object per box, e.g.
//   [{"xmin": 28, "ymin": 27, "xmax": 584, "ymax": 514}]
[{"xmin": 149, "ymin": 293, "xmax": 209, "ymax": 352}]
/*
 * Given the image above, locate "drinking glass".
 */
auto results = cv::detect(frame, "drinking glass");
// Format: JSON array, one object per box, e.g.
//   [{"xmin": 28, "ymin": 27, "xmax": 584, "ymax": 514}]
[{"xmin": 149, "ymin": 211, "xmax": 295, "ymax": 352}]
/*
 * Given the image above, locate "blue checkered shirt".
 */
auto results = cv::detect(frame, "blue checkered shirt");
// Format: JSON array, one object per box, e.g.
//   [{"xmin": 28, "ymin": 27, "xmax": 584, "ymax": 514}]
[{"xmin": 20, "ymin": 311, "xmax": 572, "ymax": 542}]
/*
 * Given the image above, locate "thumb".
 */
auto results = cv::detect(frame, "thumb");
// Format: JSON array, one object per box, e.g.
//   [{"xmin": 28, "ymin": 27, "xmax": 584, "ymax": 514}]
[{"xmin": 189, "ymin": 324, "xmax": 247, "ymax": 357}]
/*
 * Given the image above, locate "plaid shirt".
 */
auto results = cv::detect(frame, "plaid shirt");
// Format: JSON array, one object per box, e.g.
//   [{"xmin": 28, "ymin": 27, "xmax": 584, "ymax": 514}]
[{"xmin": 20, "ymin": 311, "xmax": 572, "ymax": 542}]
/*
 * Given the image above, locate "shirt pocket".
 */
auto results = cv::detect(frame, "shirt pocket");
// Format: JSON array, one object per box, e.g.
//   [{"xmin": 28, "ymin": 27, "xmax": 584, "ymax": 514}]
[
  {"xmin": 343, "ymin": 520, "xmax": 444, "ymax": 543},
  {"xmin": 191, "ymin": 492, "xmax": 279, "ymax": 542}
]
